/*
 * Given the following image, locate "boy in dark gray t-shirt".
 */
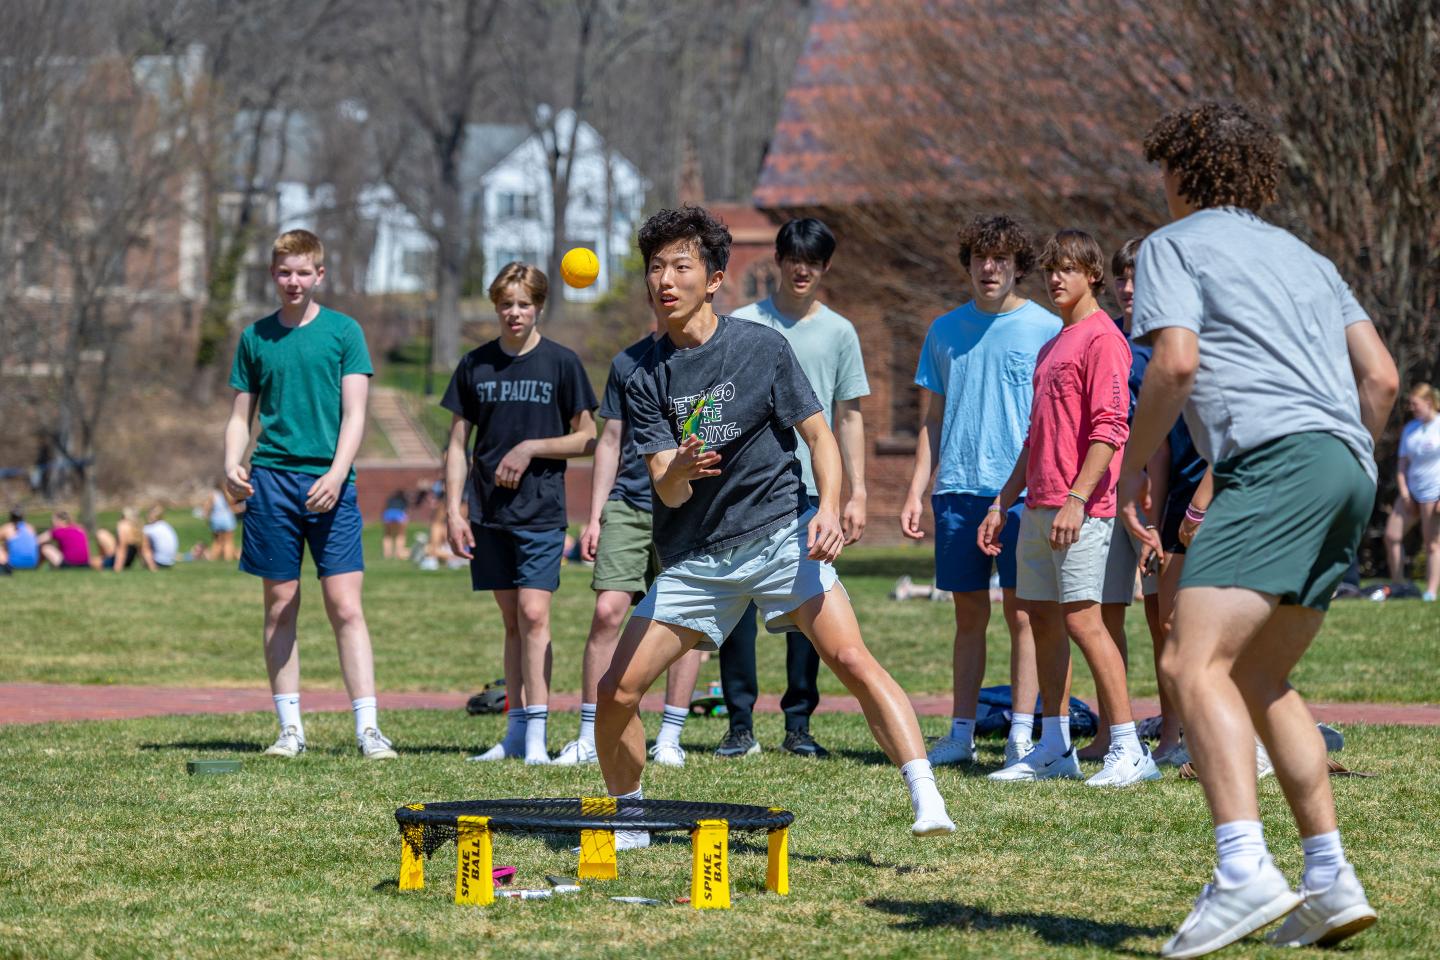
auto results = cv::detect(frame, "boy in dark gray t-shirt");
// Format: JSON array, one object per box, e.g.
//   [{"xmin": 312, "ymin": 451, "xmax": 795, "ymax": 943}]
[{"xmin": 594, "ymin": 205, "xmax": 954, "ymax": 845}]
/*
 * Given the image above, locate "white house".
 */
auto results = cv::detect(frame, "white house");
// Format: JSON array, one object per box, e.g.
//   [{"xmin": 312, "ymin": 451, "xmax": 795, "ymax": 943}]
[{"xmin": 274, "ymin": 109, "xmax": 647, "ymax": 303}]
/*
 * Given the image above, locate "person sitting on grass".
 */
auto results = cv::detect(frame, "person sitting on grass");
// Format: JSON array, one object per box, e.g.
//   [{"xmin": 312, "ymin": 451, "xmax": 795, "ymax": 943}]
[
  {"xmin": 381, "ymin": 488, "xmax": 410, "ymax": 559},
  {"xmin": 224, "ymin": 228, "xmax": 397, "ymax": 761},
  {"xmin": 1119, "ymin": 100, "xmax": 1395, "ymax": 956},
  {"xmin": 37, "ymin": 511, "xmax": 96, "ymax": 570},
  {"xmin": 141, "ymin": 505, "xmax": 179, "ymax": 570},
  {"xmin": 594, "ymin": 205, "xmax": 955, "ymax": 849},
  {"xmin": 978, "ymin": 229, "xmax": 1158, "ymax": 789},
  {"xmin": 96, "ymin": 508, "xmax": 145, "ymax": 572},
  {"xmin": 1, "ymin": 509, "xmax": 40, "ymax": 572}
]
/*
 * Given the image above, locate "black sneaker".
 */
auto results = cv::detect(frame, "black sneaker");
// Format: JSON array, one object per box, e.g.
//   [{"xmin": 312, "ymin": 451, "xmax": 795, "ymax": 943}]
[
  {"xmin": 781, "ymin": 729, "xmax": 830, "ymax": 759},
  {"xmin": 714, "ymin": 728, "xmax": 761, "ymax": 758}
]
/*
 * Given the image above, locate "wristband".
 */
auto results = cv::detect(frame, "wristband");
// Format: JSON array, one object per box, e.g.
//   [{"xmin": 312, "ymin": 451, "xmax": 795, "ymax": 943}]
[
  {"xmin": 1184, "ymin": 505, "xmax": 1207, "ymax": 523},
  {"xmin": 986, "ymin": 503, "xmax": 1003, "ymax": 513},
  {"xmin": 1066, "ymin": 490, "xmax": 1087, "ymax": 504}
]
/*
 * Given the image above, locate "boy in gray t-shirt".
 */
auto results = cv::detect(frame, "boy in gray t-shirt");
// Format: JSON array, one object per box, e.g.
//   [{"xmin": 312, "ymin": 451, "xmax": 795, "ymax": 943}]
[{"xmin": 1117, "ymin": 101, "xmax": 1397, "ymax": 957}]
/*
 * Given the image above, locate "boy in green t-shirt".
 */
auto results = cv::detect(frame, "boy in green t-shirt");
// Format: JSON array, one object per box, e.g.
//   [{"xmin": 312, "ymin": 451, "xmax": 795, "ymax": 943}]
[{"xmin": 224, "ymin": 229, "xmax": 396, "ymax": 760}]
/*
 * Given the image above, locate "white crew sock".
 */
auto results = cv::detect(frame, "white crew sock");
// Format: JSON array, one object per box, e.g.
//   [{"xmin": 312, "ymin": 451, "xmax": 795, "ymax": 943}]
[
  {"xmin": 1109, "ymin": 721, "xmax": 1141, "ymax": 756},
  {"xmin": 1215, "ymin": 820, "xmax": 1267, "ymax": 886},
  {"xmin": 502, "ymin": 707, "xmax": 527, "ymax": 749},
  {"xmin": 1008, "ymin": 713, "xmax": 1035, "ymax": 748},
  {"xmin": 656, "ymin": 704, "xmax": 688, "ymax": 748},
  {"xmin": 900, "ymin": 758, "xmax": 949, "ymax": 825},
  {"xmin": 578, "ymin": 702, "xmax": 597, "ymax": 744},
  {"xmin": 524, "ymin": 705, "xmax": 549, "ymax": 760},
  {"xmin": 1301, "ymin": 830, "xmax": 1347, "ymax": 891},
  {"xmin": 1037, "ymin": 715, "xmax": 1071, "ymax": 756},
  {"xmin": 273, "ymin": 693, "xmax": 302, "ymax": 735},
  {"xmin": 352, "ymin": 696, "xmax": 378, "ymax": 739},
  {"xmin": 611, "ymin": 787, "xmax": 649, "ymax": 849},
  {"xmin": 947, "ymin": 717, "xmax": 976, "ymax": 748}
]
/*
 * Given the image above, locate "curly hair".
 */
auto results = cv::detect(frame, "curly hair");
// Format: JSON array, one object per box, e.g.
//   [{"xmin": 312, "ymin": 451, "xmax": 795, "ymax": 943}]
[
  {"xmin": 638, "ymin": 205, "xmax": 732, "ymax": 275},
  {"xmin": 1039, "ymin": 229, "xmax": 1107, "ymax": 295},
  {"xmin": 1144, "ymin": 101, "xmax": 1281, "ymax": 211},
  {"xmin": 956, "ymin": 214, "xmax": 1036, "ymax": 279}
]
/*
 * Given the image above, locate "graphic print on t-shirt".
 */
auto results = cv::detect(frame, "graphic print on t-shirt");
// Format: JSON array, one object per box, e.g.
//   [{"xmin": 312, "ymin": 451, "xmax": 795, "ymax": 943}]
[
  {"xmin": 674, "ymin": 383, "xmax": 740, "ymax": 448},
  {"xmin": 472, "ymin": 379, "xmax": 555, "ymax": 404}
]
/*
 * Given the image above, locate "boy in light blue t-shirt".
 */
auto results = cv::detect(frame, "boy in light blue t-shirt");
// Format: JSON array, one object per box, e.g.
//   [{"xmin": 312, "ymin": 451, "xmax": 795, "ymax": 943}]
[{"xmin": 901, "ymin": 214, "xmax": 1060, "ymax": 770}]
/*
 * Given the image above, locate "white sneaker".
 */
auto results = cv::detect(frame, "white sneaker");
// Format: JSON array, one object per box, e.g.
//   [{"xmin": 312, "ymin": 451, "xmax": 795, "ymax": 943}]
[
  {"xmin": 552, "ymin": 738, "xmax": 598, "ymax": 766},
  {"xmin": 1160, "ymin": 856, "xmax": 1301, "ymax": 958},
  {"xmin": 1255, "ymin": 738, "xmax": 1274, "ymax": 779},
  {"xmin": 569, "ymin": 830, "xmax": 650, "ymax": 855},
  {"xmin": 467, "ymin": 740, "xmax": 522, "ymax": 762},
  {"xmin": 648, "ymin": 741, "xmax": 686, "ymax": 768},
  {"xmin": 1265, "ymin": 864, "xmax": 1377, "ymax": 947},
  {"xmin": 358, "ymin": 727, "xmax": 398, "ymax": 760},
  {"xmin": 264, "ymin": 725, "xmax": 306, "ymax": 758},
  {"xmin": 1004, "ymin": 737, "xmax": 1032, "ymax": 766},
  {"xmin": 927, "ymin": 734, "xmax": 975, "ymax": 765},
  {"xmin": 1086, "ymin": 744, "xmax": 1162, "ymax": 787},
  {"xmin": 988, "ymin": 747, "xmax": 1082, "ymax": 781}
]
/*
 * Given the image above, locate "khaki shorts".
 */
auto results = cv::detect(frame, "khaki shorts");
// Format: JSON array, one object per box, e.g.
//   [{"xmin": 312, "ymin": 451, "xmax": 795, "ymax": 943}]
[
  {"xmin": 1016, "ymin": 507, "xmax": 1114, "ymax": 605},
  {"xmin": 1101, "ymin": 517, "xmax": 1158, "ymax": 603},
  {"xmin": 590, "ymin": 499, "xmax": 660, "ymax": 596}
]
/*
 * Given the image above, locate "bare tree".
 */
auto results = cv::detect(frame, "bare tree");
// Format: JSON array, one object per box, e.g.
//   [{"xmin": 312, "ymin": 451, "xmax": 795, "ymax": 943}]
[
  {"xmin": 0, "ymin": 2, "xmax": 197, "ymax": 526},
  {"xmin": 365, "ymin": 0, "xmax": 502, "ymax": 375}
]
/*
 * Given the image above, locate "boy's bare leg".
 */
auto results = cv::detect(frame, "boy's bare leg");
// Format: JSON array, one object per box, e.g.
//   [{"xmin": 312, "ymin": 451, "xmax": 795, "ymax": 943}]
[
  {"xmin": 1064, "ymin": 601, "xmax": 1134, "ymax": 726},
  {"xmin": 1152, "ymin": 555, "xmax": 1187, "ymax": 754},
  {"xmin": 1161, "ymin": 587, "xmax": 1273, "ymax": 826},
  {"xmin": 516, "ymin": 587, "xmax": 554, "ymax": 707},
  {"xmin": 1003, "ymin": 589, "xmax": 1039, "ymax": 720},
  {"xmin": 664, "ymin": 648, "xmax": 703, "ymax": 706},
  {"xmin": 262, "ymin": 578, "xmax": 302, "ymax": 694},
  {"xmin": 596, "ymin": 617, "xmax": 702, "ymax": 796},
  {"xmin": 1229, "ymin": 604, "xmax": 1335, "ymax": 837},
  {"xmin": 491, "ymin": 589, "xmax": 524, "ymax": 707},
  {"xmin": 581, "ymin": 590, "xmax": 633, "ymax": 703},
  {"xmin": 320, "ymin": 571, "xmax": 376, "ymax": 700},
  {"xmin": 948, "ymin": 590, "xmax": 989, "ymax": 721},
  {"xmin": 1029, "ymin": 599, "xmax": 1073, "ymax": 749},
  {"xmin": 1080, "ymin": 602, "xmax": 1131, "ymax": 759},
  {"xmin": 790, "ymin": 587, "xmax": 953, "ymax": 835}
]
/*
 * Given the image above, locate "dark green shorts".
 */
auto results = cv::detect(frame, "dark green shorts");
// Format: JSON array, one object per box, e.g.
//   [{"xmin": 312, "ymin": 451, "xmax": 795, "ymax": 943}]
[
  {"xmin": 1181, "ymin": 432, "xmax": 1375, "ymax": 611},
  {"xmin": 590, "ymin": 499, "xmax": 659, "ymax": 596}
]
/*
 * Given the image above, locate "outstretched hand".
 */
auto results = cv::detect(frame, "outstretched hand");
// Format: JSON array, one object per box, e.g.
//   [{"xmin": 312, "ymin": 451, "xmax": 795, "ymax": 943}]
[{"xmin": 669, "ymin": 434, "xmax": 722, "ymax": 483}]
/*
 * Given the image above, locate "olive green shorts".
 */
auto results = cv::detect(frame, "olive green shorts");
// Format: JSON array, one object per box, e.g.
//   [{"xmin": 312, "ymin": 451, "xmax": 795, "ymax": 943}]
[
  {"xmin": 590, "ymin": 499, "xmax": 660, "ymax": 597},
  {"xmin": 1181, "ymin": 432, "xmax": 1375, "ymax": 611}
]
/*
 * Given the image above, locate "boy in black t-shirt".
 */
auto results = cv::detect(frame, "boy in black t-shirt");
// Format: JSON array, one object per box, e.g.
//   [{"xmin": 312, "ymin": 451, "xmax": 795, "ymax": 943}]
[
  {"xmin": 441, "ymin": 262, "xmax": 597, "ymax": 764},
  {"xmin": 594, "ymin": 206, "xmax": 954, "ymax": 844}
]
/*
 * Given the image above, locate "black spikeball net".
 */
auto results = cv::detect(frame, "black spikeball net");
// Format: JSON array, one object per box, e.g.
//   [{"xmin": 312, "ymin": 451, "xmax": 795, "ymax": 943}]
[{"xmin": 397, "ymin": 798, "xmax": 795, "ymax": 858}]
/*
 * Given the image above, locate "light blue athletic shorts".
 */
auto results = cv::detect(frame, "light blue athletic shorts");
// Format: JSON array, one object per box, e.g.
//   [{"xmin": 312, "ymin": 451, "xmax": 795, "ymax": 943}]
[{"xmin": 633, "ymin": 509, "xmax": 840, "ymax": 650}]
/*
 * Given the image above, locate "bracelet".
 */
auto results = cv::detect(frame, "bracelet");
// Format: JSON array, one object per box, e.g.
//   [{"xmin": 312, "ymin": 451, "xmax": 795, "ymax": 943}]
[
  {"xmin": 986, "ymin": 503, "xmax": 1003, "ymax": 513},
  {"xmin": 1066, "ymin": 490, "xmax": 1088, "ymax": 504},
  {"xmin": 1184, "ymin": 505, "xmax": 1207, "ymax": 523}
]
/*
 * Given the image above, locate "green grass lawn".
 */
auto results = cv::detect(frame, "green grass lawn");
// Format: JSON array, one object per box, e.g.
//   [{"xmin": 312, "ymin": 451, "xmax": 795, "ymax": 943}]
[
  {"xmin": 2, "ymin": 518, "xmax": 1437, "ymax": 705},
  {"xmin": 0, "ymin": 711, "xmax": 1435, "ymax": 959}
]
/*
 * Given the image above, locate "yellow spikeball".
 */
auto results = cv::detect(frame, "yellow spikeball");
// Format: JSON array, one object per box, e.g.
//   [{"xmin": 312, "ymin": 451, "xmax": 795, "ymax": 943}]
[{"xmin": 560, "ymin": 247, "xmax": 600, "ymax": 288}]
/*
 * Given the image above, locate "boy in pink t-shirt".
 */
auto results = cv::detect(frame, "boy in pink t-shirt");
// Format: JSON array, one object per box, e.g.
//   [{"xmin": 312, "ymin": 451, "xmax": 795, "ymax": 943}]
[{"xmin": 978, "ymin": 230, "xmax": 1158, "ymax": 788}]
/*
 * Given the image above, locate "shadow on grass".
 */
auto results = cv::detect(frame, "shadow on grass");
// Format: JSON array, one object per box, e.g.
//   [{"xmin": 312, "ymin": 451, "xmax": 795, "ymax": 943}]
[
  {"xmin": 140, "ymin": 740, "xmax": 264, "ymax": 753},
  {"xmin": 866, "ymin": 897, "xmax": 1165, "ymax": 950}
]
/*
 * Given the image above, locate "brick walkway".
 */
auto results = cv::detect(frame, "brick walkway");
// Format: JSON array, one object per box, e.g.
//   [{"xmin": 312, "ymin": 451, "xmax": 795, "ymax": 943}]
[{"xmin": 2, "ymin": 683, "xmax": 1437, "ymax": 727}]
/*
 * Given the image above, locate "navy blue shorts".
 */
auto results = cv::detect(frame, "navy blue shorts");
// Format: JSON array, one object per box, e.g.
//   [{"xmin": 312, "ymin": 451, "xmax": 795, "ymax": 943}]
[
  {"xmin": 933, "ymin": 493, "xmax": 1022, "ymax": 593},
  {"xmin": 469, "ymin": 524, "xmax": 565, "ymax": 592},
  {"xmin": 239, "ymin": 466, "xmax": 364, "ymax": 581}
]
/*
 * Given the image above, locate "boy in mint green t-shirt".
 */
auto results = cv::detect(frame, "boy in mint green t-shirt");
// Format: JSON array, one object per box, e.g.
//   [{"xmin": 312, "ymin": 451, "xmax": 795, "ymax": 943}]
[{"xmin": 224, "ymin": 229, "xmax": 396, "ymax": 760}]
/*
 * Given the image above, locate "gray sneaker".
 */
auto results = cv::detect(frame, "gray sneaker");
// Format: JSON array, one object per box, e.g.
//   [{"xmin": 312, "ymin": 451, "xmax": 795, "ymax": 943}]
[
  {"xmin": 714, "ymin": 728, "xmax": 760, "ymax": 758},
  {"xmin": 1161, "ymin": 856, "xmax": 1301, "ymax": 958},
  {"xmin": 358, "ymin": 727, "xmax": 398, "ymax": 760},
  {"xmin": 264, "ymin": 725, "xmax": 306, "ymax": 758},
  {"xmin": 1265, "ymin": 864, "xmax": 1376, "ymax": 947}
]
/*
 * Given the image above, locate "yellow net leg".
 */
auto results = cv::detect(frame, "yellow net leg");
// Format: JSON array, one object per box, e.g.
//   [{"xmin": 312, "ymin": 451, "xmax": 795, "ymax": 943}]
[
  {"xmin": 399, "ymin": 826, "xmax": 425, "ymax": 890},
  {"xmin": 577, "ymin": 797, "xmax": 619, "ymax": 880},
  {"xmin": 454, "ymin": 815, "xmax": 493, "ymax": 906},
  {"xmin": 690, "ymin": 819, "xmax": 730, "ymax": 909},
  {"xmin": 766, "ymin": 825, "xmax": 789, "ymax": 896},
  {"xmin": 578, "ymin": 829, "xmax": 618, "ymax": 880}
]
